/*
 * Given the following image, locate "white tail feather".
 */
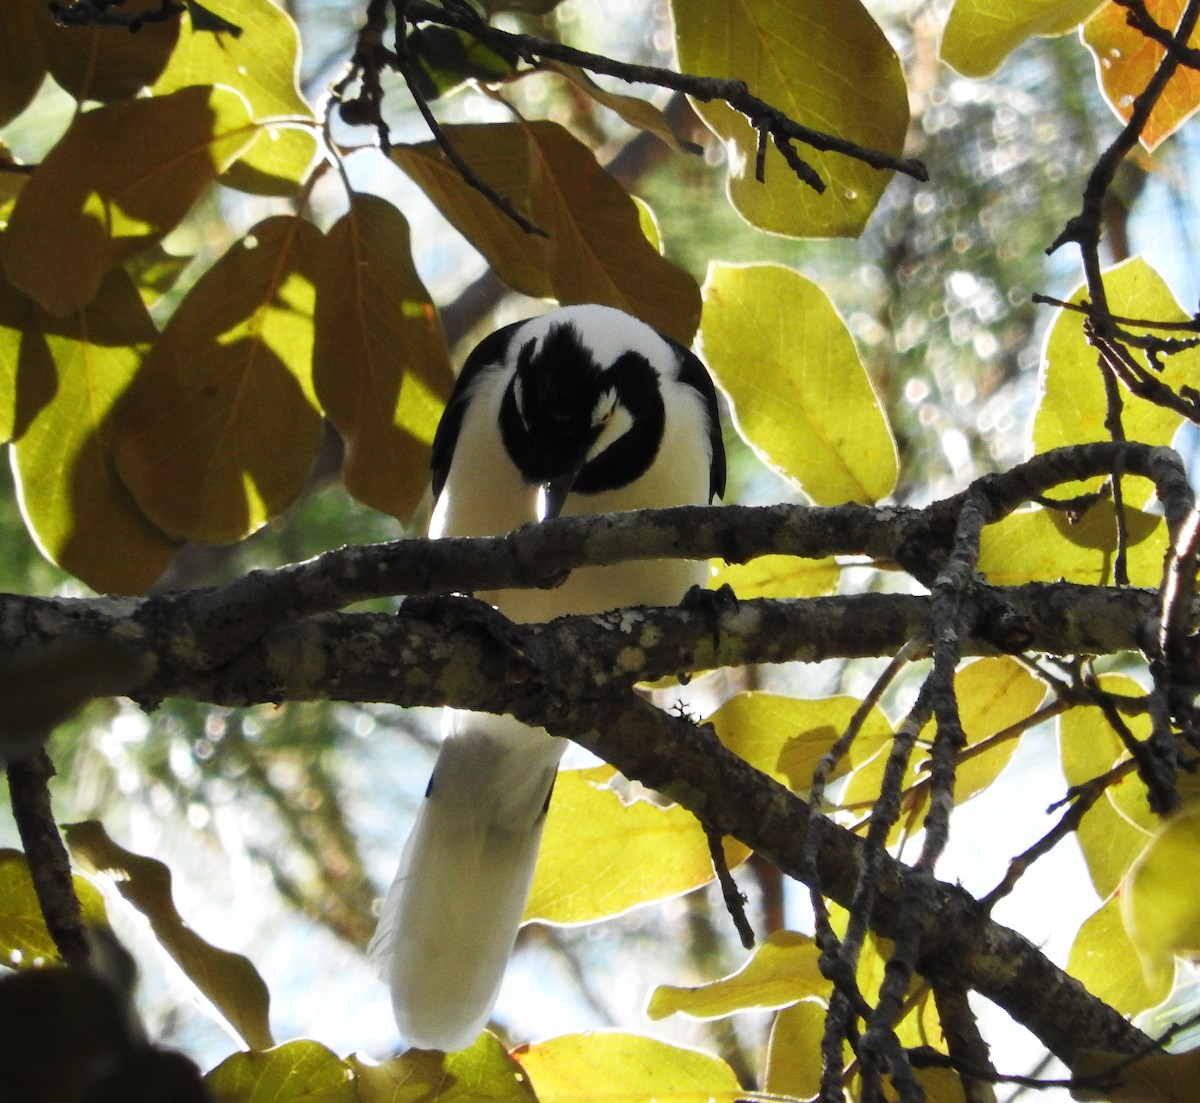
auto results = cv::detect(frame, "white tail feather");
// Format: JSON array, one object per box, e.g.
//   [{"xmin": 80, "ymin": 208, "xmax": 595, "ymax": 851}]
[{"xmin": 368, "ymin": 713, "xmax": 565, "ymax": 1050}]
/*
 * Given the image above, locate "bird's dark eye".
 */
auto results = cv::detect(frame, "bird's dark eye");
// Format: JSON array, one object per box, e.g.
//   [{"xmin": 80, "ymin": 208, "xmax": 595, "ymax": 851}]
[{"xmin": 592, "ymin": 392, "xmax": 618, "ymax": 427}]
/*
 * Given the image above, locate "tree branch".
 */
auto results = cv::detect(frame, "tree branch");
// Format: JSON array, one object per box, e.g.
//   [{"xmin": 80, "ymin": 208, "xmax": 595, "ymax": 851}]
[{"xmin": 397, "ymin": 0, "xmax": 928, "ymax": 186}]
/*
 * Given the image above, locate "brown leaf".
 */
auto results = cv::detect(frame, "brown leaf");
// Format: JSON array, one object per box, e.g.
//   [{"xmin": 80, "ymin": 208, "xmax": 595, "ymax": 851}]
[
  {"xmin": 392, "ymin": 120, "xmax": 701, "ymax": 344},
  {"xmin": 0, "ymin": 1, "xmax": 46, "ymax": 126},
  {"xmin": 64, "ymin": 821, "xmax": 274, "ymax": 1052},
  {"xmin": 29, "ymin": 0, "xmax": 180, "ymax": 103},
  {"xmin": 114, "ymin": 216, "xmax": 324, "ymax": 543},
  {"xmin": 543, "ymin": 61, "xmax": 688, "ymax": 152},
  {"xmin": 1084, "ymin": 0, "xmax": 1200, "ymax": 151},
  {"xmin": 313, "ymin": 194, "xmax": 453, "ymax": 520}
]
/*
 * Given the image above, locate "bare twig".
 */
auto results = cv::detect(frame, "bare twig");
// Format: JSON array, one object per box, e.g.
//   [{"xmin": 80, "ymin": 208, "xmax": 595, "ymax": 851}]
[
  {"xmin": 704, "ymin": 825, "xmax": 755, "ymax": 950},
  {"xmin": 6, "ymin": 751, "xmax": 90, "ymax": 969}
]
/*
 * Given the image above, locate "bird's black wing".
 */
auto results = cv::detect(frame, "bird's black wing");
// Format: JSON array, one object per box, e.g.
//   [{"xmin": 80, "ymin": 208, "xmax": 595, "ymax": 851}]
[
  {"xmin": 670, "ymin": 339, "xmax": 727, "ymax": 503},
  {"xmin": 430, "ymin": 320, "xmax": 524, "ymax": 501}
]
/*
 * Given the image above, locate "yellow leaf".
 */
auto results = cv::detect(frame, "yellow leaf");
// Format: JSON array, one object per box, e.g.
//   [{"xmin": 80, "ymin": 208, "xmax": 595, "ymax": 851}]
[
  {"xmin": 1068, "ymin": 894, "xmax": 1171, "ymax": 1017},
  {"xmin": 348, "ymin": 1034, "xmax": 538, "ymax": 1102},
  {"xmin": 526, "ymin": 767, "xmax": 750, "ymax": 924},
  {"xmin": 0, "ymin": 850, "xmax": 106, "ymax": 967},
  {"xmin": 765, "ymin": 1001, "xmax": 826, "ymax": 1100},
  {"xmin": 1124, "ymin": 806, "xmax": 1200, "ymax": 986},
  {"xmin": 1060, "ymin": 674, "xmax": 1155, "ymax": 898},
  {"xmin": 206, "ymin": 1041, "xmax": 353, "ymax": 1103},
  {"xmin": 153, "ymin": 0, "xmax": 318, "ymax": 195},
  {"xmin": 978, "ymin": 500, "xmax": 1168, "ymax": 588},
  {"xmin": 0, "ymin": 1, "xmax": 46, "ymax": 126},
  {"xmin": 2, "ymin": 85, "xmax": 257, "ymax": 315},
  {"xmin": 707, "ymin": 691, "xmax": 893, "ymax": 794},
  {"xmin": 515, "ymin": 1032, "xmax": 743, "ymax": 1103},
  {"xmin": 10, "ymin": 268, "xmax": 179, "ymax": 594},
  {"xmin": 392, "ymin": 121, "xmax": 702, "ymax": 345},
  {"xmin": 313, "ymin": 194, "xmax": 453, "ymax": 521},
  {"xmin": 904, "ymin": 1068, "xmax": 969, "ymax": 1103},
  {"xmin": 1073, "ymin": 1045, "xmax": 1200, "ymax": 1103},
  {"xmin": 29, "ymin": 0, "xmax": 179, "ymax": 102},
  {"xmin": 1084, "ymin": 0, "xmax": 1200, "ymax": 150},
  {"xmin": 647, "ymin": 929, "xmax": 829, "ymax": 1020},
  {"xmin": 701, "ymin": 262, "xmax": 897, "ymax": 504},
  {"xmin": 941, "ymin": 0, "xmax": 1104, "ymax": 78},
  {"xmin": 65, "ymin": 820, "xmax": 274, "ymax": 1052},
  {"xmin": 673, "ymin": 0, "xmax": 908, "ymax": 237},
  {"xmin": 709, "ymin": 553, "xmax": 840, "ymax": 598},
  {"xmin": 950, "ymin": 657, "xmax": 1045, "ymax": 800},
  {"xmin": 113, "ymin": 216, "xmax": 324, "ymax": 543},
  {"xmin": 1034, "ymin": 258, "xmax": 1197, "ymax": 457}
]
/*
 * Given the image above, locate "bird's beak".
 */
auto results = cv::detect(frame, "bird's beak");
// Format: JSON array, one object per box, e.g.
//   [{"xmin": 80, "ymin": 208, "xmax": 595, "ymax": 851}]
[{"xmin": 538, "ymin": 460, "xmax": 586, "ymax": 521}]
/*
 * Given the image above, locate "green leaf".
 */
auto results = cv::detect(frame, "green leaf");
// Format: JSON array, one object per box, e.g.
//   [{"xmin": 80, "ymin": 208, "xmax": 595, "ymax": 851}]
[
  {"xmin": 405, "ymin": 26, "xmax": 519, "ymax": 100},
  {"xmin": 2, "ymin": 85, "xmax": 257, "ymax": 315},
  {"xmin": 516, "ymin": 1033, "xmax": 744, "ymax": 1103},
  {"xmin": 1124, "ymin": 805, "xmax": 1200, "ymax": 987},
  {"xmin": 0, "ymin": 1, "xmax": 46, "ymax": 127},
  {"xmin": 30, "ymin": 0, "xmax": 179, "ymax": 102},
  {"xmin": 978, "ymin": 499, "xmax": 1168, "ymax": 588},
  {"xmin": 65, "ymin": 820, "xmax": 274, "ymax": 1051},
  {"xmin": 1033, "ymin": 258, "xmax": 1198, "ymax": 457},
  {"xmin": 313, "ymin": 194, "xmax": 454, "ymax": 521},
  {"xmin": 526, "ymin": 766, "xmax": 750, "ymax": 924},
  {"xmin": 206, "ymin": 1040, "xmax": 353, "ymax": 1103},
  {"xmin": 392, "ymin": 121, "xmax": 702, "ymax": 345},
  {"xmin": 647, "ymin": 929, "xmax": 829, "ymax": 1020},
  {"xmin": 701, "ymin": 262, "xmax": 897, "ymax": 504},
  {"xmin": 941, "ymin": 0, "xmax": 1104, "ymax": 78},
  {"xmin": 707, "ymin": 691, "xmax": 893, "ymax": 794},
  {"xmin": 0, "ymin": 258, "xmax": 49, "ymax": 445},
  {"xmin": 122, "ymin": 244, "xmax": 193, "ymax": 308},
  {"xmin": 10, "ymin": 268, "xmax": 179, "ymax": 594},
  {"xmin": 152, "ymin": 0, "xmax": 318, "ymax": 196},
  {"xmin": 113, "ymin": 215, "xmax": 323, "ymax": 543},
  {"xmin": 348, "ymin": 1034, "xmax": 538, "ymax": 1102},
  {"xmin": 0, "ymin": 850, "xmax": 106, "ymax": 967},
  {"xmin": 1068, "ymin": 893, "xmax": 1171, "ymax": 1018},
  {"xmin": 672, "ymin": 0, "xmax": 908, "ymax": 237}
]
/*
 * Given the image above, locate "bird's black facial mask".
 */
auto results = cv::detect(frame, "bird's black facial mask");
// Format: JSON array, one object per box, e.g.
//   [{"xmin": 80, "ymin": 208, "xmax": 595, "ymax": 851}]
[{"xmin": 499, "ymin": 323, "xmax": 666, "ymax": 518}]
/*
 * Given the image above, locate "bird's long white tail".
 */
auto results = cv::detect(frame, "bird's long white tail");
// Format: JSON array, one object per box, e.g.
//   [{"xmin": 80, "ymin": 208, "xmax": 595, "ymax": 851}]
[{"xmin": 368, "ymin": 712, "xmax": 565, "ymax": 1051}]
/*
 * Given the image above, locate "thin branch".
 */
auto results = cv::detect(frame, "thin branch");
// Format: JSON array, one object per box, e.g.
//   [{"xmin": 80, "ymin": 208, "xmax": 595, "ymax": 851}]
[
  {"xmin": 980, "ymin": 758, "xmax": 1136, "ymax": 911},
  {"xmin": 704, "ymin": 825, "xmax": 755, "ymax": 950},
  {"xmin": 6, "ymin": 751, "xmax": 90, "ymax": 968},
  {"xmin": 49, "ymin": 0, "xmax": 186, "ymax": 30},
  {"xmin": 400, "ymin": 0, "xmax": 928, "ymax": 185},
  {"xmin": 1116, "ymin": 0, "xmax": 1200, "ymax": 70}
]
